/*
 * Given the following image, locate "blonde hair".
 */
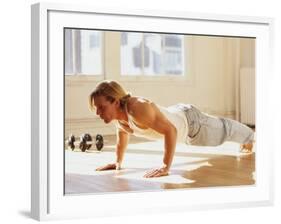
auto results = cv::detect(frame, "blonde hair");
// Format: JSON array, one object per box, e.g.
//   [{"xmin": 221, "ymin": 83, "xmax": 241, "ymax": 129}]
[{"xmin": 89, "ymin": 80, "xmax": 131, "ymax": 111}]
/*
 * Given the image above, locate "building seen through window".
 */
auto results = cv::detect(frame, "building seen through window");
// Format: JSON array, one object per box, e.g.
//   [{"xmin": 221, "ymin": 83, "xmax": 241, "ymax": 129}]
[{"xmin": 121, "ymin": 32, "xmax": 184, "ymax": 76}]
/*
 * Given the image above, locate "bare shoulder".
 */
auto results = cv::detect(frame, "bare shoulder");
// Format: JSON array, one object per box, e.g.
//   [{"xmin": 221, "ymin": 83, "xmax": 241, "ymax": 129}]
[
  {"xmin": 127, "ymin": 97, "xmax": 156, "ymax": 117},
  {"xmin": 126, "ymin": 97, "xmax": 170, "ymax": 130}
]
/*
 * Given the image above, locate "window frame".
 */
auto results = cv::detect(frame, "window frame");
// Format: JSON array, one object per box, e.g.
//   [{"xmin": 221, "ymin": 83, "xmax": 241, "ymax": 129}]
[
  {"xmin": 64, "ymin": 28, "xmax": 106, "ymax": 81},
  {"xmin": 64, "ymin": 29, "xmax": 194, "ymax": 85}
]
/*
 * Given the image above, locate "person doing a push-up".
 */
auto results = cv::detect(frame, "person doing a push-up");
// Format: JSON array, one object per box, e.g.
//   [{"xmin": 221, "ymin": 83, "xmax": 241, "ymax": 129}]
[{"xmin": 89, "ymin": 80, "xmax": 254, "ymax": 178}]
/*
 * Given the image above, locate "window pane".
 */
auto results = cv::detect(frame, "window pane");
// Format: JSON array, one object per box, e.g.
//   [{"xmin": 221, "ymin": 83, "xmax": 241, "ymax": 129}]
[
  {"xmin": 64, "ymin": 29, "xmax": 102, "ymax": 75},
  {"xmin": 121, "ymin": 32, "xmax": 142, "ymax": 75},
  {"xmin": 143, "ymin": 34, "xmax": 184, "ymax": 75},
  {"xmin": 143, "ymin": 33, "xmax": 163, "ymax": 75},
  {"xmin": 80, "ymin": 30, "xmax": 102, "ymax": 75},
  {"xmin": 163, "ymin": 35, "xmax": 184, "ymax": 75}
]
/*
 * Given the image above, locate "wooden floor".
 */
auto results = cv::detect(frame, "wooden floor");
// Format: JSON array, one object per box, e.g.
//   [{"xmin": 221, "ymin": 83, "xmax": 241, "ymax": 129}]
[{"xmin": 65, "ymin": 135, "xmax": 255, "ymax": 195}]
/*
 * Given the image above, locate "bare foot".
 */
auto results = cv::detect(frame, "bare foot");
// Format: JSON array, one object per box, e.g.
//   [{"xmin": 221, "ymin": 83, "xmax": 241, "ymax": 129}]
[{"xmin": 240, "ymin": 142, "xmax": 253, "ymax": 153}]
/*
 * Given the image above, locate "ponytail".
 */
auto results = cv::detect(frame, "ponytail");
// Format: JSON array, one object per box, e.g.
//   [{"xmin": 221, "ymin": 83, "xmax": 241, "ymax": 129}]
[{"xmin": 119, "ymin": 93, "xmax": 131, "ymax": 109}]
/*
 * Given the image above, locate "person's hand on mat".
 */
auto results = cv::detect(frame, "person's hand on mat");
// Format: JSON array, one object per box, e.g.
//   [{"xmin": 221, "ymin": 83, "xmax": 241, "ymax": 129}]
[
  {"xmin": 144, "ymin": 166, "xmax": 169, "ymax": 178},
  {"xmin": 95, "ymin": 163, "xmax": 120, "ymax": 171}
]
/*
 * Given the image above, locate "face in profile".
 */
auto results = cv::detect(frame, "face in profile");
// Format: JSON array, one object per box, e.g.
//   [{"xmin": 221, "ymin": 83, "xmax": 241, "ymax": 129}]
[{"xmin": 93, "ymin": 95, "xmax": 119, "ymax": 124}]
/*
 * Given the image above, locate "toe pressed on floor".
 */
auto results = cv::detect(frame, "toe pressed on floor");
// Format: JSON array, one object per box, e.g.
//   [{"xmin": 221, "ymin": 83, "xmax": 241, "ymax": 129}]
[{"xmin": 240, "ymin": 142, "xmax": 253, "ymax": 153}]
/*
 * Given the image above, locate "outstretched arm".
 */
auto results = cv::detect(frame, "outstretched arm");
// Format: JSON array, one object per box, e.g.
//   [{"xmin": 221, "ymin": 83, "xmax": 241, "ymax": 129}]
[
  {"xmin": 129, "ymin": 100, "xmax": 177, "ymax": 178},
  {"xmin": 96, "ymin": 128, "xmax": 129, "ymax": 171},
  {"xmin": 115, "ymin": 129, "xmax": 130, "ymax": 169}
]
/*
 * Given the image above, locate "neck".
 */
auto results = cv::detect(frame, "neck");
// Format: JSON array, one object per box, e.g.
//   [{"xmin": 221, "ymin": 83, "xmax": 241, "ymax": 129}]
[
  {"xmin": 116, "ymin": 97, "xmax": 131, "ymax": 122},
  {"xmin": 115, "ymin": 108, "xmax": 128, "ymax": 122}
]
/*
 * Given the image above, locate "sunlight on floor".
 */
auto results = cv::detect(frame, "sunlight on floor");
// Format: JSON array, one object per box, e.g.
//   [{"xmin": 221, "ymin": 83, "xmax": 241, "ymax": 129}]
[
  {"xmin": 113, "ymin": 161, "xmax": 212, "ymax": 184},
  {"xmin": 105, "ymin": 140, "xmax": 255, "ymax": 156},
  {"xmin": 66, "ymin": 139, "xmax": 217, "ymax": 185},
  {"xmin": 65, "ymin": 139, "xmax": 255, "ymax": 193},
  {"xmin": 115, "ymin": 173, "xmax": 195, "ymax": 184},
  {"xmin": 65, "ymin": 140, "xmax": 254, "ymax": 178}
]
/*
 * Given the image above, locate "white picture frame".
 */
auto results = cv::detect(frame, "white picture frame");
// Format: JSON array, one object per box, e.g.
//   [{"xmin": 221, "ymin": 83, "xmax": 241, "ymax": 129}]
[{"xmin": 31, "ymin": 2, "xmax": 275, "ymax": 221}]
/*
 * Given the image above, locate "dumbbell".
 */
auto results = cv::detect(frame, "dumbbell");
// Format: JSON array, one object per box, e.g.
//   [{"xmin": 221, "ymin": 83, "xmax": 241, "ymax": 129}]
[{"xmin": 66, "ymin": 133, "xmax": 104, "ymax": 152}]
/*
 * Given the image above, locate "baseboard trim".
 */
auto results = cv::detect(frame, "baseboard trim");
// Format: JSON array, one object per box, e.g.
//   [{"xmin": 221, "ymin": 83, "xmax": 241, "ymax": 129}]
[{"xmin": 64, "ymin": 118, "xmax": 116, "ymax": 138}]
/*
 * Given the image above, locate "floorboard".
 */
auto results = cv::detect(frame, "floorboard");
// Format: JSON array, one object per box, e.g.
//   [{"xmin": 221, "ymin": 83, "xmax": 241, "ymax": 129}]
[{"xmin": 65, "ymin": 135, "xmax": 255, "ymax": 195}]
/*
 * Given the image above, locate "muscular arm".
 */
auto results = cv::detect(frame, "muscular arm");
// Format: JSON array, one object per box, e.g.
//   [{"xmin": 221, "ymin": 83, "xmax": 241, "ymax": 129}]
[
  {"xmin": 95, "ymin": 129, "xmax": 129, "ymax": 171},
  {"xmin": 129, "ymin": 99, "xmax": 177, "ymax": 177},
  {"xmin": 115, "ymin": 129, "xmax": 129, "ymax": 169}
]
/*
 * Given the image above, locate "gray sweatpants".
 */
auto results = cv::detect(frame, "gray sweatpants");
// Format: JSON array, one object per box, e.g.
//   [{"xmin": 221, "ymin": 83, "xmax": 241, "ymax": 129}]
[{"xmin": 178, "ymin": 104, "xmax": 254, "ymax": 146}]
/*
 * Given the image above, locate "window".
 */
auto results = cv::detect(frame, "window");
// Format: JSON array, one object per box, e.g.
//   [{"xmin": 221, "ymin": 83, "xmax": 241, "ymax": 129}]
[
  {"xmin": 64, "ymin": 29, "xmax": 103, "ymax": 75},
  {"xmin": 121, "ymin": 32, "xmax": 185, "ymax": 76}
]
